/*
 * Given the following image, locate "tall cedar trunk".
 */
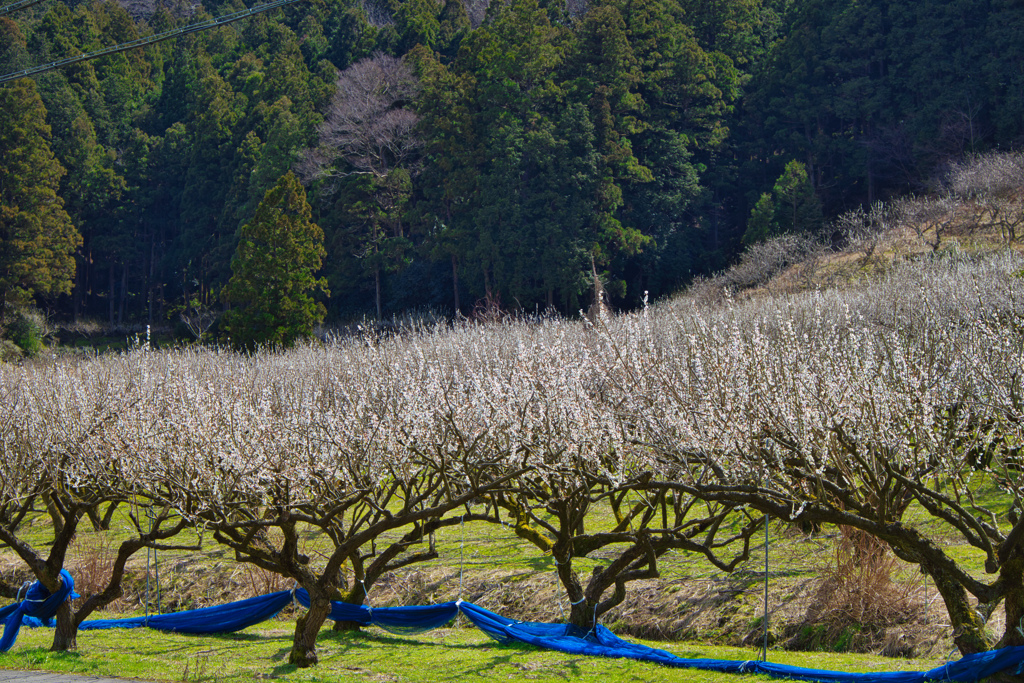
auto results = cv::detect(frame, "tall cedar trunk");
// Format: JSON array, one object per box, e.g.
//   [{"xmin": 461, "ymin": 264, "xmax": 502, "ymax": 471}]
[
  {"xmin": 290, "ymin": 588, "xmax": 330, "ymax": 667},
  {"xmin": 50, "ymin": 602, "xmax": 77, "ymax": 652},
  {"xmin": 108, "ymin": 263, "xmax": 115, "ymax": 327},
  {"xmin": 147, "ymin": 232, "xmax": 155, "ymax": 326},
  {"xmin": 73, "ymin": 255, "xmax": 83, "ymax": 322},
  {"xmin": 118, "ymin": 263, "xmax": 127, "ymax": 326},
  {"xmin": 374, "ymin": 265, "xmax": 382, "ymax": 321},
  {"xmin": 451, "ymin": 254, "xmax": 460, "ymax": 313}
]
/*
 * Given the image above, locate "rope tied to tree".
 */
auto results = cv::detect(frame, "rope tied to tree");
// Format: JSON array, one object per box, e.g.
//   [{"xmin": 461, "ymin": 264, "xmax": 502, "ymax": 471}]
[
  {"xmin": 359, "ymin": 579, "xmax": 371, "ymax": 617},
  {"xmin": 552, "ymin": 551, "xmax": 572, "ymax": 619}
]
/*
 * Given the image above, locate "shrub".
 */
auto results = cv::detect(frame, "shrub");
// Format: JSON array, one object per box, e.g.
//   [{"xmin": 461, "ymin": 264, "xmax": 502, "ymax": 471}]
[
  {"xmin": 0, "ymin": 338, "xmax": 22, "ymax": 362},
  {"xmin": 803, "ymin": 527, "xmax": 919, "ymax": 649},
  {"xmin": 3, "ymin": 307, "xmax": 46, "ymax": 356},
  {"xmin": 688, "ymin": 232, "xmax": 820, "ymax": 303}
]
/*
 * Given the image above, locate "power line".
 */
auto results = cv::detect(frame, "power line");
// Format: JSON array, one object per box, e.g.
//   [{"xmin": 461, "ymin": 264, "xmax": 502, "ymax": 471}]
[
  {"xmin": 0, "ymin": 0, "xmax": 304, "ymax": 85},
  {"xmin": 0, "ymin": 0, "xmax": 48, "ymax": 18}
]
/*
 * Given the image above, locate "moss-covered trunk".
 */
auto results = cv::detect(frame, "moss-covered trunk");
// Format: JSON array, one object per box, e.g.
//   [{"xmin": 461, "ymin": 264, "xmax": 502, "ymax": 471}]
[
  {"xmin": 998, "ymin": 555, "xmax": 1024, "ymax": 650},
  {"xmin": 332, "ymin": 585, "xmax": 365, "ymax": 633},
  {"xmin": 924, "ymin": 562, "xmax": 993, "ymax": 655}
]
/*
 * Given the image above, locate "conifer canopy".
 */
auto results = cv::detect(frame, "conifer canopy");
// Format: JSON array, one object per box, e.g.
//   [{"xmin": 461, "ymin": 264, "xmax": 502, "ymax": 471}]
[{"xmin": 222, "ymin": 171, "xmax": 328, "ymax": 348}]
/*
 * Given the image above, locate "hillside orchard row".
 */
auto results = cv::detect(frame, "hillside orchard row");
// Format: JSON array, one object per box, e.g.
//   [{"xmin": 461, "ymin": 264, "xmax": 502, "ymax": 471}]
[{"xmin": 1, "ymin": 251, "xmax": 1022, "ymax": 667}]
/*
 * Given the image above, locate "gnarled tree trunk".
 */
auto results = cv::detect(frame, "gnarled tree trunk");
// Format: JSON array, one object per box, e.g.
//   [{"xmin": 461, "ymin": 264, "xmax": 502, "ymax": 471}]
[
  {"xmin": 50, "ymin": 602, "xmax": 76, "ymax": 652},
  {"xmin": 290, "ymin": 586, "xmax": 330, "ymax": 667}
]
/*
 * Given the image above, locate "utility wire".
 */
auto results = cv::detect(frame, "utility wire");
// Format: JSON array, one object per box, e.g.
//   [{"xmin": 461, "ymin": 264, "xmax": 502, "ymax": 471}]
[
  {"xmin": 0, "ymin": 0, "xmax": 303, "ymax": 85},
  {"xmin": 0, "ymin": 0, "xmax": 47, "ymax": 18}
]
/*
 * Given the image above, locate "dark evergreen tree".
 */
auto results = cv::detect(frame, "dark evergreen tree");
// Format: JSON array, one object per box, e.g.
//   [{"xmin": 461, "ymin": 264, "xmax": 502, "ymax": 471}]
[
  {"xmin": 222, "ymin": 172, "xmax": 328, "ymax": 348},
  {"xmin": 0, "ymin": 79, "xmax": 80, "ymax": 322}
]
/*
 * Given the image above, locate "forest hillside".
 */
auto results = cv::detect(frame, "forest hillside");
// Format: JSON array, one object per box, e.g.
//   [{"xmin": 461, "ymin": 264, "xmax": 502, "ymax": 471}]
[{"xmin": 1, "ymin": 0, "xmax": 1023, "ymax": 351}]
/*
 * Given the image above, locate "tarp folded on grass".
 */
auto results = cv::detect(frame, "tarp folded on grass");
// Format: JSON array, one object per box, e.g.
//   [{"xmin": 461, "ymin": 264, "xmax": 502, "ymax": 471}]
[{"xmin": 3, "ymin": 579, "xmax": 1024, "ymax": 683}]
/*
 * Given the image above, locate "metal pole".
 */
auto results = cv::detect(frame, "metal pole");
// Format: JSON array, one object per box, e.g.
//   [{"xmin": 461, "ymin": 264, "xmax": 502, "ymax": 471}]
[
  {"xmin": 146, "ymin": 507, "xmax": 162, "ymax": 615},
  {"xmin": 152, "ymin": 509, "xmax": 161, "ymax": 614},
  {"xmin": 923, "ymin": 571, "xmax": 928, "ymax": 624},
  {"xmin": 154, "ymin": 544, "xmax": 161, "ymax": 614},
  {"xmin": 762, "ymin": 514, "xmax": 769, "ymax": 661},
  {"xmin": 145, "ymin": 544, "xmax": 150, "ymax": 625},
  {"xmin": 759, "ymin": 453, "xmax": 769, "ymax": 663}
]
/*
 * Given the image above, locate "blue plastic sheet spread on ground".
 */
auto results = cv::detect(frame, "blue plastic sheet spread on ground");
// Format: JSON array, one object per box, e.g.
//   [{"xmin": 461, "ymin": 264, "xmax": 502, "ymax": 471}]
[{"xmin": 5, "ymin": 577, "xmax": 1024, "ymax": 682}]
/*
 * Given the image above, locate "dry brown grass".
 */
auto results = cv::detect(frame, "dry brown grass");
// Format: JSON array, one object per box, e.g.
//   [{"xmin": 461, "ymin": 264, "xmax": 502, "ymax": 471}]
[
  {"xmin": 68, "ymin": 533, "xmax": 125, "ymax": 611},
  {"xmin": 233, "ymin": 562, "xmax": 293, "ymax": 598},
  {"xmin": 685, "ymin": 161, "xmax": 1024, "ymax": 305},
  {"xmin": 795, "ymin": 527, "xmax": 923, "ymax": 653}
]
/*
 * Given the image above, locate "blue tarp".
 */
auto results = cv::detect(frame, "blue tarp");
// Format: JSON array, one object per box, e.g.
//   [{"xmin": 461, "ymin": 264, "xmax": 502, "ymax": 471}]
[
  {"xmin": 291, "ymin": 592, "xmax": 1024, "ymax": 683},
  {"xmin": 78, "ymin": 590, "xmax": 294, "ymax": 634},
  {"xmin": 4, "ymin": 579, "xmax": 1024, "ymax": 682},
  {"xmin": 0, "ymin": 570, "xmax": 77, "ymax": 652},
  {"xmin": 454, "ymin": 601, "xmax": 1024, "ymax": 683},
  {"xmin": 294, "ymin": 589, "xmax": 460, "ymax": 635}
]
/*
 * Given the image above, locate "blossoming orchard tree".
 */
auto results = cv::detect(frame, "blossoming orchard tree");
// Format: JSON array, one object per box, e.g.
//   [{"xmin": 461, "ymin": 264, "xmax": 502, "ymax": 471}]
[
  {"xmin": 613, "ymin": 253, "xmax": 1024, "ymax": 658},
  {"xmin": 132, "ymin": 339, "xmax": 519, "ymax": 667},
  {"xmin": 458, "ymin": 317, "xmax": 764, "ymax": 631},
  {"xmin": 4, "ymin": 245, "xmax": 1023, "ymax": 674},
  {"xmin": 0, "ymin": 349, "xmax": 193, "ymax": 651}
]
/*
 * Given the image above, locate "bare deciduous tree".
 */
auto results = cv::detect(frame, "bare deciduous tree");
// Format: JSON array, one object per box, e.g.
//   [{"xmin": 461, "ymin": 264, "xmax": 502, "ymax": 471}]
[
  {"xmin": 297, "ymin": 53, "xmax": 422, "ymax": 320},
  {"xmin": 297, "ymin": 53, "xmax": 421, "ymax": 186},
  {"xmin": 946, "ymin": 152, "xmax": 1024, "ymax": 244},
  {"xmin": 894, "ymin": 194, "xmax": 958, "ymax": 251}
]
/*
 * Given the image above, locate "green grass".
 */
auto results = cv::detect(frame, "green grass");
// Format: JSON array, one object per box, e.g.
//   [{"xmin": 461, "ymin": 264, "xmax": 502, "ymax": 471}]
[
  {"xmin": 0, "ymin": 486, "xmax": 1009, "ymax": 680},
  {"xmin": 0, "ymin": 619, "xmax": 949, "ymax": 683}
]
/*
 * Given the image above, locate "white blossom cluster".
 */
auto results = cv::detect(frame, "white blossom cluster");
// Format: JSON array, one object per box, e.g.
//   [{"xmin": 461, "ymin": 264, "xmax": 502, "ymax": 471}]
[
  {"xmin": 616, "ymin": 250, "xmax": 1024, "ymax": 515},
  {"xmin": 0, "ymin": 250, "xmax": 1021, "ymax": 578}
]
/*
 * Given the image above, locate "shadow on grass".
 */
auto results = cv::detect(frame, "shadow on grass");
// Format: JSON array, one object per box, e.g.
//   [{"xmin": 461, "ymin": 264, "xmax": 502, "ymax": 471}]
[
  {"xmin": 526, "ymin": 556, "xmax": 554, "ymax": 571},
  {"xmin": 321, "ymin": 630, "xmax": 466, "ymax": 649},
  {"xmin": 319, "ymin": 628, "xmax": 542, "ymax": 654},
  {"xmin": 133, "ymin": 632, "xmax": 286, "ymax": 657},
  {"xmin": 271, "ymin": 662, "xmax": 297, "ymax": 677},
  {"xmin": 198, "ymin": 631, "xmax": 275, "ymax": 643},
  {"xmin": 306, "ymin": 634, "xmax": 566, "ymax": 682}
]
